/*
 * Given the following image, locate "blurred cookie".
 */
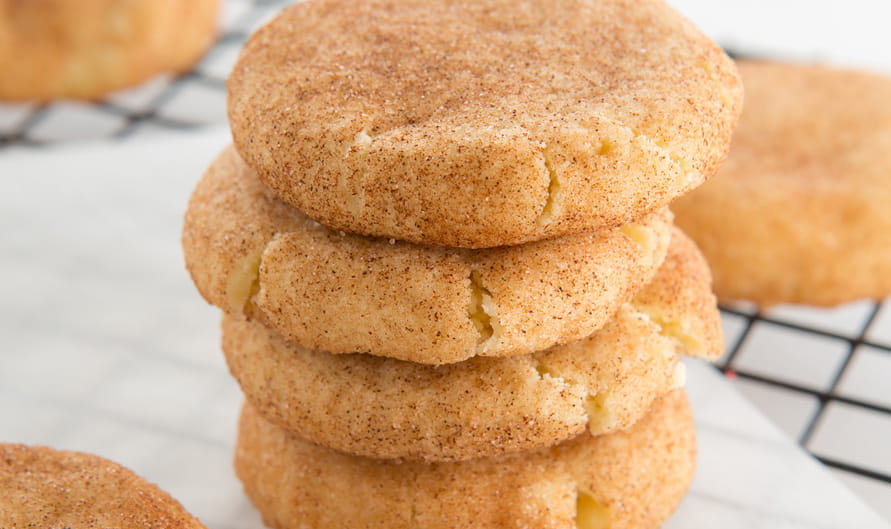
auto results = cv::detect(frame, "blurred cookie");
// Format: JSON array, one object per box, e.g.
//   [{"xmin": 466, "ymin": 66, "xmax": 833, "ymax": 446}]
[
  {"xmin": 228, "ymin": 0, "xmax": 741, "ymax": 248},
  {"xmin": 674, "ymin": 61, "xmax": 891, "ymax": 306},
  {"xmin": 0, "ymin": 0, "xmax": 218, "ymax": 101},
  {"xmin": 0, "ymin": 443, "xmax": 206, "ymax": 528},
  {"xmin": 235, "ymin": 390, "xmax": 694, "ymax": 529},
  {"xmin": 183, "ymin": 146, "xmax": 672, "ymax": 364},
  {"xmin": 222, "ymin": 228, "xmax": 720, "ymax": 461}
]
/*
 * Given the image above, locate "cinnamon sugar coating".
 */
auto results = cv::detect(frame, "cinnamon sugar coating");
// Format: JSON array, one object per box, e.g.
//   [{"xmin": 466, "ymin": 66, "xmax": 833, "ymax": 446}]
[
  {"xmin": 0, "ymin": 444, "xmax": 207, "ymax": 529},
  {"xmin": 235, "ymin": 390, "xmax": 695, "ymax": 529},
  {"xmin": 674, "ymin": 61, "xmax": 891, "ymax": 306},
  {"xmin": 222, "ymin": 228, "xmax": 720, "ymax": 461},
  {"xmin": 228, "ymin": 0, "xmax": 742, "ymax": 248},
  {"xmin": 183, "ymin": 146, "xmax": 673, "ymax": 364}
]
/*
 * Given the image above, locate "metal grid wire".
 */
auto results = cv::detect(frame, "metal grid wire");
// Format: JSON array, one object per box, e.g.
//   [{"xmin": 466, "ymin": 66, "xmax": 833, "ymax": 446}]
[
  {"xmin": 718, "ymin": 301, "xmax": 891, "ymax": 487},
  {"xmin": 1, "ymin": 0, "xmax": 889, "ymax": 520},
  {"xmin": 0, "ymin": 61, "xmax": 223, "ymax": 146}
]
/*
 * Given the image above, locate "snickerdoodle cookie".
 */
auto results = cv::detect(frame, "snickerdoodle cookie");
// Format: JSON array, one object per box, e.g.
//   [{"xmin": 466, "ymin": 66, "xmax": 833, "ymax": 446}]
[
  {"xmin": 228, "ymin": 0, "xmax": 742, "ymax": 248},
  {"xmin": 235, "ymin": 390, "xmax": 694, "ymax": 529},
  {"xmin": 0, "ymin": 443, "xmax": 206, "ymax": 529},
  {"xmin": 674, "ymin": 61, "xmax": 891, "ymax": 306},
  {"xmin": 221, "ymin": 229, "xmax": 720, "ymax": 461},
  {"xmin": 183, "ymin": 146, "xmax": 673, "ymax": 364},
  {"xmin": 0, "ymin": 0, "xmax": 217, "ymax": 101}
]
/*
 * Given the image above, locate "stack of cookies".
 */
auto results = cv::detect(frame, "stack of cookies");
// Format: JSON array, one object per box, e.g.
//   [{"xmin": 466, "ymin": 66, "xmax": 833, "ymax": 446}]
[{"xmin": 183, "ymin": 1, "xmax": 743, "ymax": 528}]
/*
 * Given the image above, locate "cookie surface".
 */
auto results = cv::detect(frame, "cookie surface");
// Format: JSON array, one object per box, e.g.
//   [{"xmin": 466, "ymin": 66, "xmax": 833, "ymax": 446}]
[
  {"xmin": 184, "ymin": 146, "xmax": 672, "ymax": 364},
  {"xmin": 222, "ymin": 228, "xmax": 720, "ymax": 461},
  {"xmin": 674, "ymin": 61, "xmax": 891, "ymax": 306},
  {"xmin": 228, "ymin": 0, "xmax": 741, "ymax": 248},
  {"xmin": 236, "ymin": 390, "xmax": 694, "ymax": 529},
  {"xmin": 0, "ymin": 443, "xmax": 206, "ymax": 529},
  {"xmin": 0, "ymin": 0, "xmax": 217, "ymax": 101}
]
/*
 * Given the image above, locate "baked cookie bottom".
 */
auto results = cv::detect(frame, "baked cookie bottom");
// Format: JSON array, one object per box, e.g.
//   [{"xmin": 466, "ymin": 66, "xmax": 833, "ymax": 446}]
[
  {"xmin": 222, "ymin": 228, "xmax": 721, "ymax": 461},
  {"xmin": 235, "ymin": 390, "xmax": 695, "ymax": 529},
  {"xmin": 0, "ymin": 443, "xmax": 207, "ymax": 529}
]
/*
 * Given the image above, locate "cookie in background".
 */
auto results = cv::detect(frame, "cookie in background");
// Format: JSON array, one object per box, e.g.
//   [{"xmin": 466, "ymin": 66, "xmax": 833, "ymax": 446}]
[
  {"xmin": 674, "ymin": 60, "xmax": 891, "ymax": 307},
  {"xmin": 0, "ymin": 0, "xmax": 218, "ymax": 101}
]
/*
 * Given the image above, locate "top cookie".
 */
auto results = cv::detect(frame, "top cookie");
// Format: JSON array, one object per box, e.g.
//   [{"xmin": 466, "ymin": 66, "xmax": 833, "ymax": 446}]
[{"xmin": 228, "ymin": 0, "xmax": 742, "ymax": 248}]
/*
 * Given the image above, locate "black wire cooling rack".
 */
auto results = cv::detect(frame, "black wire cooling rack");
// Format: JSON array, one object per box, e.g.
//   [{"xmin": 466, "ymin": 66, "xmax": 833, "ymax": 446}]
[
  {"xmin": 1, "ymin": 0, "xmax": 889, "ymax": 520},
  {"xmin": 718, "ymin": 302, "xmax": 891, "ymax": 484}
]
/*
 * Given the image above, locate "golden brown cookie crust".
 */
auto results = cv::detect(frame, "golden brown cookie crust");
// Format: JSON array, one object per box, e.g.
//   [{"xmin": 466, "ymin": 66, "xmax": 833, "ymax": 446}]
[
  {"xmin": 633, "ymin": 226, "xmax": 723, "ymax": 360},
  {"xmin": 183, "ymin": 146, "xmax": 673, "ymax": 364},
  {"xmin": 228, "ymin": 0, "xmax": 742, "ymax": 248},
  {"xmin": 0, "ymin": 0, "xmax": 218, "ymax": 101},
  {"xmin": 235, "ymin": 390, "xmax": 695, "ymax": 529},
  {"xmin": 221, "ymin": 228, "xmax": 720, "ymax": 461},
  {"xmin": 0, "ymin": 443, "xmax": 207, "ymax": 529},
  {"xmin": 674, "ymin": 61, "xmax": 891, "ymax": 306}
]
